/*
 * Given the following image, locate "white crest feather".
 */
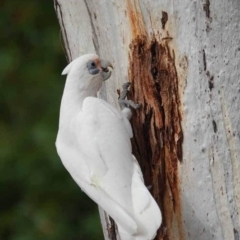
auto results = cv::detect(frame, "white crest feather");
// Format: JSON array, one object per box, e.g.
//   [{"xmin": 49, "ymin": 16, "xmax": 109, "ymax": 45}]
[{"xmin": 61, "ymin": 60, "xmax": 75, "ymax": 75}]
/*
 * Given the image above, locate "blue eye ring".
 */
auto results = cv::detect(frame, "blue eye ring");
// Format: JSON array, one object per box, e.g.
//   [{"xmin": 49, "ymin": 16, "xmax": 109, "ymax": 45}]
[{"xmin": 87, "ymin": 60, "xmax": 100, "ymax": 75}]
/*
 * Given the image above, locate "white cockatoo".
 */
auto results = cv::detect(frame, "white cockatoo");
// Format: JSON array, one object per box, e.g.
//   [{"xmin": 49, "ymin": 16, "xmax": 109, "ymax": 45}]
[{"xmin": 56, "ymin": 54, "xmax": 162, "ymax": 240}]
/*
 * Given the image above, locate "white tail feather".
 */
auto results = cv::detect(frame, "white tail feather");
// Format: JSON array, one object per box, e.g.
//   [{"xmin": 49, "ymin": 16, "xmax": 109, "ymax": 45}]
[{"xmin": 117, "ymin": 156, "xmax": 162, "ymax": 240}]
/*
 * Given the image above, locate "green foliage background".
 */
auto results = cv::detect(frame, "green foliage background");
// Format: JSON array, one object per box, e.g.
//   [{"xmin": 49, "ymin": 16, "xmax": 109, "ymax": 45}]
[{"xmin": 0, "ymin": 1, "xmax": 103, "ymax": 239}]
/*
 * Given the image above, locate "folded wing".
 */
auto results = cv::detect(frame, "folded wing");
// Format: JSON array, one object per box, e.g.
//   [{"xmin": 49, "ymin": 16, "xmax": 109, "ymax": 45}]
[{"xmin": 59, "ymin": 97, "xmax": 137, "ymax": 234}]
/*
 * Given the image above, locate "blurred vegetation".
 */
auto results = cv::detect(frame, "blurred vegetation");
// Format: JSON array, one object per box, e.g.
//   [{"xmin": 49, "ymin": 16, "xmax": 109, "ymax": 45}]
[{"xmin": 0, "ymin": 1, "xmax": 103, "ymax": 239}]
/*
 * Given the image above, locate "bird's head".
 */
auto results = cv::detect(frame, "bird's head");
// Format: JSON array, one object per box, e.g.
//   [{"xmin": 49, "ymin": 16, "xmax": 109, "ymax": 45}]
[{"xmin": 62, "ymin": 54, "xmax": 113, "ymax": 93}]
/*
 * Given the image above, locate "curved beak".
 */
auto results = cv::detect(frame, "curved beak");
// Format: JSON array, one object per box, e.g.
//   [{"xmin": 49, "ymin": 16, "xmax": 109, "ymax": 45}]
[{"xmin": 100, "ymin": 59, "xmax": 113, "ymax": 81}]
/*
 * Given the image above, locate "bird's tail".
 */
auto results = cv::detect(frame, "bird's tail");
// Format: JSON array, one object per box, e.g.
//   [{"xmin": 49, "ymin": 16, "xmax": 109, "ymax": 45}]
[{"xmin": 118, "ymin": 156, "xmax": 162, "ymax": 240}]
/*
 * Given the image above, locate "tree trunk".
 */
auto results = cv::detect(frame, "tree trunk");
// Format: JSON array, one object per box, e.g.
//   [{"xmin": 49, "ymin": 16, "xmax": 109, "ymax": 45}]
[{"xmin": 54, "ymin": 1, "xmax": 240, "ymax": 239}]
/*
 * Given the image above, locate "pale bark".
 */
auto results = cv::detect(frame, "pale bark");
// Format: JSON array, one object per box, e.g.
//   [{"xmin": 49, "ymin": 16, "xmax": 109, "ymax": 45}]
[{"xmin": 54, "ymin": 1, "xmax": 240, "ymax": 239}]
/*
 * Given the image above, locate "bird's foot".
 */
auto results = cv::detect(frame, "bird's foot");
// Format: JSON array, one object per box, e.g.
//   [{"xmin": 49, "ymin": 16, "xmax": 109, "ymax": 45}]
[{"xmin": 118, "ymin": 82, "xmax": 141, "ymax": 110}]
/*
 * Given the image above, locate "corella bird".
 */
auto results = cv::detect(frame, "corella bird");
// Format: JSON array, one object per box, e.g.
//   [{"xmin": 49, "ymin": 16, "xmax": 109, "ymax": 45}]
[{"xmin": 56, "ymin": 54, "xmax": 161, "ymax": 240}]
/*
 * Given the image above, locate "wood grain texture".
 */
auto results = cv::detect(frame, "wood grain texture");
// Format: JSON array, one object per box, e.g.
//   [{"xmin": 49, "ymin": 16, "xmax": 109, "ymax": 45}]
[
  {"xmin": 54, "ymin": 0, "xmax": 240, "ymax": 239},
  {"xmin": 128, "ymin": 36, "xmax": 183, "ymax": 240}
]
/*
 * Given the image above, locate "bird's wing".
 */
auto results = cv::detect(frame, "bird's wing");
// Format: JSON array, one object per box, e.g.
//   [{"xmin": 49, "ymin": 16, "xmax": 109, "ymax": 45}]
[{"xmin": 62, "ymin": 97, "xmax": 137, "ymax": 234}]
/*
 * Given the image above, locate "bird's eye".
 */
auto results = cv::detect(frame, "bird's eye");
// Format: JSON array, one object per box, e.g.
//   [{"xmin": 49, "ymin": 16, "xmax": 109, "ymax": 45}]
[
  {"xmin": 87, "ymin": 60, "xmax": 100, "ymax": 75},
  {"xmin": 87, "ymin": 60, "xmax": 97, "ymax": 69}
]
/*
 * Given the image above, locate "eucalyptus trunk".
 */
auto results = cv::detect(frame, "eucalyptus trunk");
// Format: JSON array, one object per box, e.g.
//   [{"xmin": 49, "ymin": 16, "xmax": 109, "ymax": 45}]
[{"xmin": 54, "ymin": 1, "xmax": 240, "ymax": 239}]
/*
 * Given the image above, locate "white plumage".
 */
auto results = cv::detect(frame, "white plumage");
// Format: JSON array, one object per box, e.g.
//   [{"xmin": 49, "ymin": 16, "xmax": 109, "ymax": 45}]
[{"xmin": 56, "ymin": 54, "xmax": 162, "ymax": 240}]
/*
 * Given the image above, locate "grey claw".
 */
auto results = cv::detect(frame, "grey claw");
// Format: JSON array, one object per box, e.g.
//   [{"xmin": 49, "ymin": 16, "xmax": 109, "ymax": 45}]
[
  {"xmin": 118, "ymin": 99, "xmax": 127, "ymax": 109},
  {"xmin": 135, "ymin": 103, "xmax": 141, "ymax": 109},
  {"xmin": 122, "ymin": 82, "xmax": 131, "ymax": 89},
  {"xmin": 118, "ymin": 82, "xmax": 141, "ymax": 110},
  {"xmin": 118, "ymin": 99, "xmax": 141, "ymax": 110}
]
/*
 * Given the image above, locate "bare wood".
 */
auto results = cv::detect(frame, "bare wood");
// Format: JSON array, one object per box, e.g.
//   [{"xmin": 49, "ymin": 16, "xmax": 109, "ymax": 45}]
[{"xmin": 54, "ymin": 0, "xmax": 240, "ymax": 239}]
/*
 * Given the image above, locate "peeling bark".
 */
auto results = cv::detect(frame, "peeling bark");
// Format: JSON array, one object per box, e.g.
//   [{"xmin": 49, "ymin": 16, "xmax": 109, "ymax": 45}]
[{"xmin": 128, "ymin": 36, "xmax": 183, "ymax": 240}]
